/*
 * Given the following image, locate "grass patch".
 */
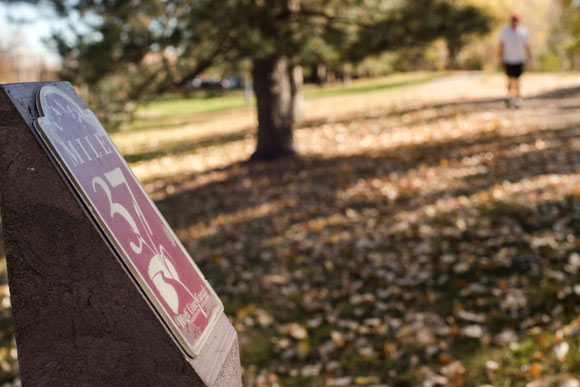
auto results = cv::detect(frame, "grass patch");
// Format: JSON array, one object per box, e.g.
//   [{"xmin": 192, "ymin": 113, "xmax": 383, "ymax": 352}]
[
  {"xmin": 303, "ymin": 72, "xmax": 443, "ymax": 99},
  {"xmin": 278, "ymin": 376, "xmax": 324, "ymax": 387},
  {"xmin": 126, "ymin": 72, "xmax": 442, "ymax": 132},
  {"xmin": 137, "ymin": 93, "xmax": 250, "ymax": 120},
  {"xmin": 240, "ymin": 328, "xmax": 277, "ymax": 368}
]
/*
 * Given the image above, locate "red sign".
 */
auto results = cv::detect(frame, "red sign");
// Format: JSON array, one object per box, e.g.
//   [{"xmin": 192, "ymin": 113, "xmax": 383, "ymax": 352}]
[{"xmin": 33, "ymin": 85, "xmax": 223, "ymax": 357}]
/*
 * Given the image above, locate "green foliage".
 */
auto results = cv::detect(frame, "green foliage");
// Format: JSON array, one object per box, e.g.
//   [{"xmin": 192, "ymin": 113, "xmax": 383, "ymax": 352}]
[
  {"xmin": 29, "ymin": 0, "xmax": 493, "ymax": 121},
  {"xmin": 348, "ymin": 0, "xmax": 494, "ymax": 66},
  {"xmin": 538, "ymin": 0, "xmax": 580, "ymax": 71},
  {"xmin": 561, "ymin": 2, "xmax": 580, "ymax": 63},
  {"xmin": 539, "ymin": 50, "xmax": 565, "ymax": 72},
  {"xmin": 437, "ymin": 1, "xmax": 495, "ymax": 68}
]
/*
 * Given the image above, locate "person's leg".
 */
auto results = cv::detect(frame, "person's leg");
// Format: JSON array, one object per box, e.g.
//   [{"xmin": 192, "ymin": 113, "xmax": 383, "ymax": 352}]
[
  {"xmin": 515, "ymin": 64, "xmax": 524, "ymax": 99},
  {"xmin": 512, "ymin": 64, "xmax": 524, "ymax": 107},
  {"xmin": 514, "ymin": 77, "xmax": 521, "ymax": 98},
  {"xmin": 505, "ymin": 76, "xmax": 514, "ymax": 107},
  {"xmin": 504, "ymin": 63, "xmax": 511, "ymax": 99}
]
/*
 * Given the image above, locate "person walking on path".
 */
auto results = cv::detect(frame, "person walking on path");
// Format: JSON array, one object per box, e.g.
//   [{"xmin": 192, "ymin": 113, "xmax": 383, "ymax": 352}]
[{"xmin": 498, "ymin": 12, "xmax": 531, "ymax": 108}]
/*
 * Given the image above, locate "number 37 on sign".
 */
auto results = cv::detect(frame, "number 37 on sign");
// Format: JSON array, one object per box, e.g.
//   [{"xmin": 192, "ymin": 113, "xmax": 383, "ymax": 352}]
[{"xmin": 33, "ymin": 85, "xmax": 223, "ymax": 358}]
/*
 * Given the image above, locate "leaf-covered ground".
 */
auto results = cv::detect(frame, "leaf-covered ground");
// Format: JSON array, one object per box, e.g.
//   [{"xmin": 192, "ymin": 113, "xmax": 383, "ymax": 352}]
[{"xmin": 1, "ymin": 72, "xmax": 580, "ymax": 386}]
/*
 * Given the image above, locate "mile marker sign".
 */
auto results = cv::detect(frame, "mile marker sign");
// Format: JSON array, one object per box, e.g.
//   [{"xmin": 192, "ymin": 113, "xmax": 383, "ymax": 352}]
[
  {"xmin": 1, "ymin": 82, "xmax": 240, "ymax": 385},
  {"xmin": 32, "ymin": 85, "xmax": 223, "ymax": 357}
]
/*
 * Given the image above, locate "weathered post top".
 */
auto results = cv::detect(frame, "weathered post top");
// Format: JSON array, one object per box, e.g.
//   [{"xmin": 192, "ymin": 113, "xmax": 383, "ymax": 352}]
[{"xmin": 0, "ymin": 81, "xmax": 241, "ymax": 386}]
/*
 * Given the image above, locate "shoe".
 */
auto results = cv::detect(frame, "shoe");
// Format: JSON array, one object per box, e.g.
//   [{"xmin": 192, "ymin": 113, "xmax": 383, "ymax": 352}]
[{"xmin": 512, "ymin": 98, "xmax": 522, "ymax": 108}]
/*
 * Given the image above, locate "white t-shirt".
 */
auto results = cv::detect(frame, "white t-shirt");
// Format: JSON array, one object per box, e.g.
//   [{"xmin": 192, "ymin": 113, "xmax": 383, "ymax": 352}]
[{"xmin": 499, "ymin": 26, "xmax": 529, "ymax": 64}]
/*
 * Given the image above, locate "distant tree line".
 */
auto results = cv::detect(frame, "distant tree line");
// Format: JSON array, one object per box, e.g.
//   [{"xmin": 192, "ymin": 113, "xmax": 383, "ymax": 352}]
[
  {"xmin": 546, "ymin": 0, "xmax": 580, "ymax": 70},
  {"xmin": 5, "ymin": 0, "xmax": 494, "ymax": 161}
]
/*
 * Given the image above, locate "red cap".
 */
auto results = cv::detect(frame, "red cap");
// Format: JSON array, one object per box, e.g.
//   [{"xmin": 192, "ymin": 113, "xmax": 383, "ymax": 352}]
[{"xmin": 511, "ymin": 12, "xmax": 520, "ymax": 20}]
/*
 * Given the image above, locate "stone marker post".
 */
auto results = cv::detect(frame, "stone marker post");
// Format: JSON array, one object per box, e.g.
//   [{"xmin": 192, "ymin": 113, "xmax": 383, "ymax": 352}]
[{"xmin": 0, "ymin": 82, "xmax": 241, "ymax": 386}]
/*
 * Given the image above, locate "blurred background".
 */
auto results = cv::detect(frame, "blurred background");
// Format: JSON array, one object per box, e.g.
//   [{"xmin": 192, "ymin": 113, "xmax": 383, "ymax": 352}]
[{"xmin": 1, "ymin": 0, "xmax": 580, "ymax": 386}]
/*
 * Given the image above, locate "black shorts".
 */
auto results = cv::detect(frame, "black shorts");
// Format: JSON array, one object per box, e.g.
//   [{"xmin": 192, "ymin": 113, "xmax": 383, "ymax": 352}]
[{"xmin": 504, "ymin": 63, "xmax": 524, "ymax": 78}]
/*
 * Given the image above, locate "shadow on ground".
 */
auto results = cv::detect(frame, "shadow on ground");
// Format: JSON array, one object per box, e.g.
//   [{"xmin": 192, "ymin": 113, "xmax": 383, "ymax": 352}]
[
  {"xmin": 125, "ymin": 86, "xmax": 579, "ymax": 167},
  {"xmin": 150, "ymin": 86, "xmax": 580, "ymax": 385}
]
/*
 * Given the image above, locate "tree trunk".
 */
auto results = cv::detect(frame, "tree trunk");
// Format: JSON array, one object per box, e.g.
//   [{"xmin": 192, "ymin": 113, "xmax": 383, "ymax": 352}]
[
  {"xmin": 342, "ymin": 66, "xmax": 352, "ymax": 84},
  {"xmin": 250, "ymin": 56, "xmax": 297, "ymax": 161},
  {"xmin": 446, "ymin": 41, "xmax": 460, "ymax": 70},
  {"xmin": 290, "ymin": 64, "xmax": 304, "ymax": 123},
  {"xmin": 317, "ymin": 63, "xmax": 327, "ymax": 86}
]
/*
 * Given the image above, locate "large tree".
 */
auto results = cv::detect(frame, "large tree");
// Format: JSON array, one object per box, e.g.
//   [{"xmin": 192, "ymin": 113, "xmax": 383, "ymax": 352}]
[
  {"xmin": 11, "ymin": 0, "xmax": 492, "ymax": 161},
  {"xmin": 437, "ymin": 2, "xmax": 494, "ymax": 69}
]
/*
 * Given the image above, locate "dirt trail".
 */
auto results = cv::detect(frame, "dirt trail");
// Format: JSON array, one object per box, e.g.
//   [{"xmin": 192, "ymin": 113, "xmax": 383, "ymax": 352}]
[{"xmin": 301, "ymin": 72, "xmax": 580, "ymax": 125}]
